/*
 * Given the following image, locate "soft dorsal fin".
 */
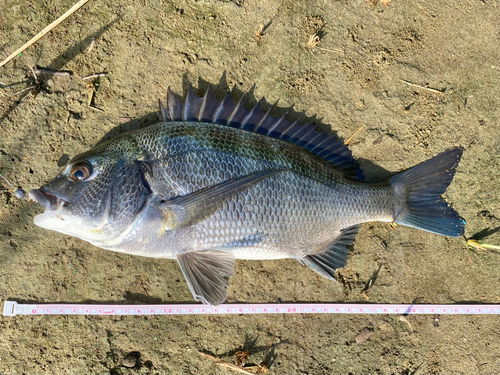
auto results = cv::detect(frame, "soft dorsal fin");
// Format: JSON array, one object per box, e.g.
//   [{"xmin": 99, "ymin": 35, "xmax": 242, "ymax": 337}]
[{"xmin": 159, "ymin": 86, "xmax": 363, "ymax": 181}]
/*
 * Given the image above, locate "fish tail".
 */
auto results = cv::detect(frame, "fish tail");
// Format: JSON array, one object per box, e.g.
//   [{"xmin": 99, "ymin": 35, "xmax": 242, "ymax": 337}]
[{"xmin": 389, "ymin": 148, "xmax": 465, "ymax": 237}]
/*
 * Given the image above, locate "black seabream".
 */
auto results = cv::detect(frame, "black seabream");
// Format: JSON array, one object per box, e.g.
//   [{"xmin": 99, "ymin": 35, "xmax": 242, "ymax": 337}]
[{"xmin": 30, "ymin": 86, "xmax": 465, "ymax": 305}]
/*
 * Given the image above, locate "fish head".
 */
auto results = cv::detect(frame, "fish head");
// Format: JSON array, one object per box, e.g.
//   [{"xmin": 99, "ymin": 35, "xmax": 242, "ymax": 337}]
[{"xmin": 30, "ymin": 136, "xmax": 151, "ymax": 243}]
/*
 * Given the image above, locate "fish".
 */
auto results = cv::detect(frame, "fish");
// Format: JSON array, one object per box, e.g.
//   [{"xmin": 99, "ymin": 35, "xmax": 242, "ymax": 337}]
[{"xmin": 29, "ymin": 85, "xmax": 465, "ymax": 305}]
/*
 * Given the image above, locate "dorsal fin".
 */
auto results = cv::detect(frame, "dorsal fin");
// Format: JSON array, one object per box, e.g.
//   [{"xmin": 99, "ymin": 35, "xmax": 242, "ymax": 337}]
[{"xmin": 158, "ymin": 87, "xmax": 363, "ymax": 181}]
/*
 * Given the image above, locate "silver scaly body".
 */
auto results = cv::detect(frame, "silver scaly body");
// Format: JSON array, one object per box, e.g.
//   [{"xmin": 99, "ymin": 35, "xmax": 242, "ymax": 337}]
[{"xmin": 96, "ymin": 122, "xmax": 394, "ymax": 260}]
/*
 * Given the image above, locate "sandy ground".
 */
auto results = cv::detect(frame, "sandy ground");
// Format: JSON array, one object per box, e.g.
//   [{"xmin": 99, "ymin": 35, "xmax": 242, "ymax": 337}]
[{"xmin": 0, "ymin": 0, "xmax": 499, "ymax": 374}]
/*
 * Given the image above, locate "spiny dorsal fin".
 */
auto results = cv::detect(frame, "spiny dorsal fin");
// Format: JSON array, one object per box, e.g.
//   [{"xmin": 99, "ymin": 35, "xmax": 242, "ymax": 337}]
[{"xmin": 158, "ymin": 86, "xmax": 363, "ymax": 181}]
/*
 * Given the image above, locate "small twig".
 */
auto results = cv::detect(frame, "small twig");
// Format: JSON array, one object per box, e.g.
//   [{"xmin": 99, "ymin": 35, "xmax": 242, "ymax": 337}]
[
  {"xmin": 81, "ymin": 73, "xmax": 107, "ymax": 80},
  {"xmin": 399, "ymin": 79, "xmax": 445, "ymax": 95},
  {"xmin": 316, "ymin": 46, "xmax": 345, "ymax": 55},
  {"xmin": 86, "ymin": 38, "xmax": 95, "ymax": 54},
  {"xmin": 467, "ymin": 239, "xmax": 500, "ymax": 252},
  {"xmin": 0, "ymin": 173, "xmax": 16, "ymax": 190},
  {"xmin": 30, "ymin": 66, "xmax": 38, "ymax": 81},
  {"xmin": 89, "ymin": 105, "xmax": 104, "ymax": 113},
  {"xmin": 33, "ymin": 67, "xmax": 72, "ymax": 76},
  {"xmin": 344, "ymin": 124, "xmax": 366, "ymax": 145},
  {"xmin": 0, "ymin": 0, "xmax": 91, "ymax": 68},
  {"xmin": 198, "ymin": 352, "xmax": 255, "ymax": 375},
  {"xmin": 11, "ymin": 85, "xmax": 36, "ymax": 96}
]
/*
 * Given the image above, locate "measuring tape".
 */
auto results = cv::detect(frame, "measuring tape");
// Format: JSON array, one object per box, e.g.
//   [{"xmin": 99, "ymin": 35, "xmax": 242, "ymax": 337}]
[{"xmin": 4, "ymin": 301, "xmax": 500, "ymax": 316}]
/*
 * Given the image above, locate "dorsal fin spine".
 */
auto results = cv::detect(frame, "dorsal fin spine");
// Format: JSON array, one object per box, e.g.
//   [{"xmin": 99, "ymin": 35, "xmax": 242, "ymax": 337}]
[
  {"xmin": 227, "ymin": 94, "xmax": 246, "ymax": 126},
  {"xmin": 308, "ymin": 134, "xmax": 331, "ymax": 153},
  {"xmin": 296, "ymin": 124, "xmax": 319, "ymax": 143},
  {"xmin": 212, "ymin": 93, "xmax": 228, "ymax": 123},
  {"xmin": 240, "ymin": 103, "xmax": 259, "ymax": 128},
  {"xmin": 278, "ymin": 120, "xmax": 298, "ymax": 140},
  {"xmin": 290, "ymin": 121, "xmax": 310, "ymax": 143},
  {"xmin": 197, "ymin": 85, "xmax": 210, "ymax": 121},
  {"xmin": 159, "ymin": 99, "xmax": 168, "ymax": 122},
  {"xmin": 300, "ymin": 129, "xmax": 322, "ymax": 147},
  {"xmin": 252, "ymin": 104, "xmax": 274, "ymax": 132},
  {"xmin": 167, "ymin": 86, "xmax": 183, "ymax": 121},
  {"xmin": 182, "ymin": 85, "xmax": 192, "ymax": 121},
  {"xmin": 266, "ymin": 114, "xmax": 287, "ymax": 135}
]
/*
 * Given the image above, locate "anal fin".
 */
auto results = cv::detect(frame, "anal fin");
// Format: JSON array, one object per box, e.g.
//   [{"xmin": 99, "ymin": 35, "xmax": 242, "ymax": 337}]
[
  {"xmin": 176, "ymin": 250, "xmax": 235, "ymax": 306},
  {"xmin": 302, "ymin": 225, "xmax": 360, "ymax": 281}
]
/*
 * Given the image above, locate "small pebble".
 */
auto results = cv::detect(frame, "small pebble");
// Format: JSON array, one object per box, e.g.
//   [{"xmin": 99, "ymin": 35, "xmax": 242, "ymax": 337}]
[
  {"xmin": 122, "ymin": 354, "xmax": 137, "ymax": 368},
  {"xmin": 15, "ymin": 189, "xmax": 26, "ymax": 200}
]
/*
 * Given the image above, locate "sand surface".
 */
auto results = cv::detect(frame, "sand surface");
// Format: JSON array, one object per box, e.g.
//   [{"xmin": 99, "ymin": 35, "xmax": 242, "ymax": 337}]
[{"xmin": 0, "ymin": 0, "xmax": 499, "ymax": 374}]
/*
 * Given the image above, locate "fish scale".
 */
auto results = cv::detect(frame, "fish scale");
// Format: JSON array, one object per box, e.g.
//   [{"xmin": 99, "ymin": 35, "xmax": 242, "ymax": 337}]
[{"xmin": 30, "ymin": 85, "xmax": 465, "ymax": 305}]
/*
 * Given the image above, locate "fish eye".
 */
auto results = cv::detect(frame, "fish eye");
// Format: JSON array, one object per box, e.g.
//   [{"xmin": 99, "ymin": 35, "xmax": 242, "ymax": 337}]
[{"xmin": 70, "ymin": 162, "xmax": 93, "ymax": 181}]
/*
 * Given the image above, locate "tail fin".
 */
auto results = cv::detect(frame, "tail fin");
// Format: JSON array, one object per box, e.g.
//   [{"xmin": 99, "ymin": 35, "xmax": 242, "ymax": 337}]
[{"xmin": 389, "ymin": 148, "xmax": 465, "ymax": 237}]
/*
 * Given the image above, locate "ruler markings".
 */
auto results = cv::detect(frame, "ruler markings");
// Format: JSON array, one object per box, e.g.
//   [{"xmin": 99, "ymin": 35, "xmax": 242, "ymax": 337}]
[{"xmin": 3, "ymin": 301, "xmax": 500, "ymax": 317}]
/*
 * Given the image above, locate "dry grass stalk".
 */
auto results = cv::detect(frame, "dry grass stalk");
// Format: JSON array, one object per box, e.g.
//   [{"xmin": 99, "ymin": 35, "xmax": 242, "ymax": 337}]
[
  {"xmin": 344, "ymin": 124, "xmax": 366, "ymax": 145},
  {"xmin": 32, "ymin": 68, "xmax": 72, "ymax": 76},
  {"xmin": 86, "ymin": 38, "xmax": 95, "ymax": 54},
  {"xmin": 316, "ymin": 46, "xmax": 345, "ymax": 55},
  {"xmin": 306, "ymin": 33, "xmax": 321, "ymax": 49},
  {"xmin": 0, "ymin": 0, "xmax": 91, "ymax": 68},
  {"xmin": 89, "ymin": 105, "xmax": 104, "ymax": 113},
  {"xmin": 198, "ymin": 352, "xmax": 255, "ymax": 375},
  {"xmin": 81, "ymin": 73, "xmax": 107, "ymax": 80},
  {"xmin": 399, "ymin": 79, "xmax": 445, "ymax": 95}
]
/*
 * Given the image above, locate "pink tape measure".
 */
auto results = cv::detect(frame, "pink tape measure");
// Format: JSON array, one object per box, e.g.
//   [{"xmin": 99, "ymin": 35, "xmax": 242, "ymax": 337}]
[{"xmin": 4, "ymin": 301, "xmax": 500, "ymax": 316}]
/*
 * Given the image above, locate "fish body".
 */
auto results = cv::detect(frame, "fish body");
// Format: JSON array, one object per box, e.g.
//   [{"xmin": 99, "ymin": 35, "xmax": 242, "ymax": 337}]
[{"xmin": 30, "ymin": 86, "xmax": 464, "ymax": 305}]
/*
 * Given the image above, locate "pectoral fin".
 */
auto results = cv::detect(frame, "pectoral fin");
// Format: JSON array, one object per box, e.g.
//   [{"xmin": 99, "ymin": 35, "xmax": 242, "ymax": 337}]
[
  {"xmin": 176, "ymin": 250, "xmax": 235, "ymax": 306},
  {"xmin": 160, "ymin": 170, "xmax": 282, "ymax": 230}
]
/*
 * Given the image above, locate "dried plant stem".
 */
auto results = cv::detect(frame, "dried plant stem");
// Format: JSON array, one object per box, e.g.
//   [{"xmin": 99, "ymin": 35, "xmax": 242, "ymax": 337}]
[
  {"xmin": 0, "ymin": 173, "xmax": 16, "ymax": 190},
  {"xmin": 33, "ymin": 68, "xmax": 72, "ymax": 76},
  {"xmin": 0, "ymin": 0, "xmax": 91, "ymax": 68},
  {"xmin": 344, "ymin": 124, "xmax": 366, "ymax": 145},
  {"xmin": 12, "ymin": 85, "xmax": 36, "ymax": 96},
  {"xmin": 399, "ymin": 79, "xmax": 445, "ymax": 95},
  {"xmin": 81, "ymin": 73, "xmax": 107, "ymax": 80},
  {"xmin": 316, "ymin": 46, "xmax": 345, "ymax": 55},
  {"xmin": 89, "ymin": 105, "xmax": 104, "ymax": 113},
  {"xmin": 198, "ymin": 352, "xmax": 255, "ymax": 375}
]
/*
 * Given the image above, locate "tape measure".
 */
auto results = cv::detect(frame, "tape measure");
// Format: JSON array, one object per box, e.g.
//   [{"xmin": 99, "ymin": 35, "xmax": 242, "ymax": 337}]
[{"xmin": 4, "ymin": 301, "xmax": 499, "ymax": 316}]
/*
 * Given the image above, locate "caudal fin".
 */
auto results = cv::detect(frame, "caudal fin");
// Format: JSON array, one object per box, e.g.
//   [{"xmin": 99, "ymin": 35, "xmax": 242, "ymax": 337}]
[{"xmin": 389, "ymin": 148, "xmax": 465, "ymax": 237}]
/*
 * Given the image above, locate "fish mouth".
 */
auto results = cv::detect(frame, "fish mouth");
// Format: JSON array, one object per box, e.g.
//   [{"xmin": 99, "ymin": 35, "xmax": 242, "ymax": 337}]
[{"xmin": 29, "ymin": 189, "xmax": 67, "ymax": 213}]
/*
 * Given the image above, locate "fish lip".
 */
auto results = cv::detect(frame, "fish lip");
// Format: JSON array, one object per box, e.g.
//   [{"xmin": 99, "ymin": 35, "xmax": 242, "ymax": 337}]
[{"xmin": 29, "ymin": 189, "xmax": 67, "ymax": 213}]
